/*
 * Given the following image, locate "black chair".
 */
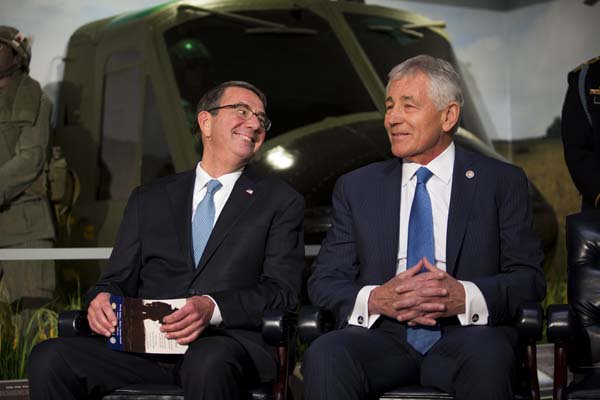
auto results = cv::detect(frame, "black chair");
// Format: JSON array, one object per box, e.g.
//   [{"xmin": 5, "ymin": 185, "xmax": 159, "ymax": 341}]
[
  {"xmin": 58, "ymin": 309, "xmax": 296, "ymax": 400},
  {"xmin": 299, "ymin": 304, "xmax": 543, "ymax": 400},
  {"xmin": 547, "ymin": 210, "xmax": 600, "ymax": 400}
]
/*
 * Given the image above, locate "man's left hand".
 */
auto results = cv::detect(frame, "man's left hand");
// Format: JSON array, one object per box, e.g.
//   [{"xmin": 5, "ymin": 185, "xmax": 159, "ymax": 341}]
[{"xmin": 160, "ymin": 296, "xmax": 215, "ymax": 344}]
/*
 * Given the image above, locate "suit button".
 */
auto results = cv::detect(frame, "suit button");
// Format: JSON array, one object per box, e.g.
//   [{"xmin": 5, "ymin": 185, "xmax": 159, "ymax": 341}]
[
  {"xmin": 357, "ymin": 316, "xmax": 364, "ymax": 325},
  {"xmin": 188, "ymin": 289, "xmax": 197, "ymax": 296},
  {"xmin": 472, "ymin": 314, "xmax": 479, "ymax": 323}
]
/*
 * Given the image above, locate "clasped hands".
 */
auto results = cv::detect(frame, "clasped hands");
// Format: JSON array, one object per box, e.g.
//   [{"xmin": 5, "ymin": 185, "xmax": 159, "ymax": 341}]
[
  {"xmin": 87, "ymin": 293, "xmax": 215, "ymax": 345},
  {"xmin": 367, "ymin": 257, "xmax": 466, "ymax": 326}
]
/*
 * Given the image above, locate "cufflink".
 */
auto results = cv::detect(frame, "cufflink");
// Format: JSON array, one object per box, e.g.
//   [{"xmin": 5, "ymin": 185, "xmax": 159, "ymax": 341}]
[
  {"xmin": 472, "ymin": 314, "xmax": 479, "ymax": 323},
  {"xmin": 358, "ymin": 315, "xmax": 364, "ymax": 325}
]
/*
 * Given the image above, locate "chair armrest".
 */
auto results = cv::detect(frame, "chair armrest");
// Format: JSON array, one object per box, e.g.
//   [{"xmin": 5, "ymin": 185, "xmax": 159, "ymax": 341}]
[
  {"xmin": 516, "ymin": 302, "xmax": 544, "ymax": 342},
  {"xmin": 547, "ymin": 304, "xmax": 572, "ymax": 400},
  {"xmin": 262, "ymin": 309, "xmax": 296, "ymax": 347},
  {"xmin": 298, "ymin": 305, "xmax": 334, "ymax": 345},
  {"xmin": 547, "ymin": 304, "xmax": 572, "ymax": 343},
  {"xmin": 58, "ymin": 309, "xmax": 92, "ymax": 337},
  {"xmin": 515, "ymin": 302, "xmax": 543, "ymax": 400}
]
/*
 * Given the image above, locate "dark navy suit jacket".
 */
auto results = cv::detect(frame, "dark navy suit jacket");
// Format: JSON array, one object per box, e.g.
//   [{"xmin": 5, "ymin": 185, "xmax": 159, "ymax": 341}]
[
  {"xmin": 87, "ymin": 167, "xmax": 305, "ymax": 381},
  {"xmin": 308, "ymin": 145, "xmax": 545, "ymax": 331}
]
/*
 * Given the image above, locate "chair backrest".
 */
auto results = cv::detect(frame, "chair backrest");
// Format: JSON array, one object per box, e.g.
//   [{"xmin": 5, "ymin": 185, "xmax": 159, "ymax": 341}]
[{"xmin": 566, "ymin": 210, "xmax": 600, "ymax": 369}]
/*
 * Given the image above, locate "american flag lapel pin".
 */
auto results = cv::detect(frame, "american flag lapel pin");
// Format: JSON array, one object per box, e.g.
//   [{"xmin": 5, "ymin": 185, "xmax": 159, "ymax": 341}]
[{"xmin": 246, "ymin": 189, "xmax": 254, "ymax": 195}]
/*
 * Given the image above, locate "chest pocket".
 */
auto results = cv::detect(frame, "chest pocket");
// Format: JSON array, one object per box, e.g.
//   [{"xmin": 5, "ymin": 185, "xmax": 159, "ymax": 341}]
[{"xmin": 0, "ymin": 125, "xmax": 22, "ymax": 164}]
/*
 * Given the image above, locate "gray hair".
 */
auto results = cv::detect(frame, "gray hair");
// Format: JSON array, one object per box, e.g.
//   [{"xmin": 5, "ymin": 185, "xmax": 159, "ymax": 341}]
[
  {"xmin": 195, "ymin": 81, "xmax": 267, "ymax": 135},
  {"xmin": 386, "ymin": 55, "xmax": 464, "ymax": 111}
]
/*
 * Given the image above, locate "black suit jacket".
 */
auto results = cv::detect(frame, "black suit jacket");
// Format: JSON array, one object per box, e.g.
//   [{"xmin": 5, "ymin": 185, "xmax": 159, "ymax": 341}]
[
  {"xmin": 87, "ymin": 167, "xmax": 305, "ymax": 380},
  {"xmin": 308, "ymin": 145, "xmax": 545, "ymax": 333},
  {"xmin": 562, "ymin": 57, "xmax": 600, "ymax": 210}
]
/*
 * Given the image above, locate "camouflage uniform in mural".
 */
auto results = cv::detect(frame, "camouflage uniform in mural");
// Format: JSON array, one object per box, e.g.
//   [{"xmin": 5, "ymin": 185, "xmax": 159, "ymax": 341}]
[
  {"xmin": 0, "ymin": 26, "xmax": 55, "ymax": 307},
  {"xmin": 562, "ymin": 56, "xmax": 600, "ymax": 210}
]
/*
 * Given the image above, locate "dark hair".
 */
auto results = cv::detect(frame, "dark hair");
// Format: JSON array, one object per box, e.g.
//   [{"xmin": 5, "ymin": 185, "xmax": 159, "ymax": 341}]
[{"xmin": 195, "ymin": 81, "xmax": 267, "ymax": 135}]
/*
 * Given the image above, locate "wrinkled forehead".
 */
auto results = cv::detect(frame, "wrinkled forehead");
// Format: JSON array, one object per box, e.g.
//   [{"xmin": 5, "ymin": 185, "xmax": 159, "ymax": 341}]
[{"xmin": 385, "ymin": 72, "xmax": 431, "ymax": 101}]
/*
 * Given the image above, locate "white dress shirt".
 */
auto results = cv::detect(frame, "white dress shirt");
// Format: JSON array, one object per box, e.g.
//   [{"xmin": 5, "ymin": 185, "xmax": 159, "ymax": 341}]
[
  {"xmin": 191, "ymin": 162, "xmax": 243, "ymax": 325},
  {"xmin": 348, "ymin": 143, "xmax": 489, "ymax": 328}
]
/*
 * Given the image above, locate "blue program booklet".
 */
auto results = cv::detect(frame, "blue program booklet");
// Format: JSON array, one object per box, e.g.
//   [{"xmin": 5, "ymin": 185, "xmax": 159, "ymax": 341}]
[{"xmin": 108, "ymin": 295, "xmax": 188, "ymax": 354}]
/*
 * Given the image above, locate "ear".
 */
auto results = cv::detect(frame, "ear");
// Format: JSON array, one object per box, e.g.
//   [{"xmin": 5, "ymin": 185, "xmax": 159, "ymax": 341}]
[
  {"xmin": 441, "ymin": 102, "xmax": 460, "ymax": 133},
  {"xmin": 197, "ymin": 111, "xmax": 212, "ymax": 138}
]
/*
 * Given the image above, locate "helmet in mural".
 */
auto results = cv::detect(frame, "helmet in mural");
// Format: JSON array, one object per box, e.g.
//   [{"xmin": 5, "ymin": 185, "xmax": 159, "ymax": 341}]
[{"xmin": 0, "ymin": 26, "xmax": 32, "ymax": 72}]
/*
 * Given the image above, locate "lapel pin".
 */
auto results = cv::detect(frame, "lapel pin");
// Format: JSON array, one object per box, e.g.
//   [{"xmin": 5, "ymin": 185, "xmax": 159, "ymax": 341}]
[
  {"xmin": 245, "ymin": 189, "xmax": 254, "ymax": 195},
  {"xmin": 465, "ymin": 170, "xmax": 475, "ymax": 179}
]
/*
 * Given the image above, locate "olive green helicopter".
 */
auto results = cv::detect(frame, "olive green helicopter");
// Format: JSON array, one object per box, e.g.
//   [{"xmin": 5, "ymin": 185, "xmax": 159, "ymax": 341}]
[{"xmin": 52, "ymin": 0, "xmax": 556, "ymax": 286}]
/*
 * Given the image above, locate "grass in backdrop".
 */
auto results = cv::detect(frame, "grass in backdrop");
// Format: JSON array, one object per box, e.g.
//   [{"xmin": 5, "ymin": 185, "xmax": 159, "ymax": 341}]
[
  {"xmin": 0, "ymin": 280, "xmax": 84, "ymax": 380},
  {"xmin": 494, "ymin": 137, "xmax": 578, "ymax": 308}
]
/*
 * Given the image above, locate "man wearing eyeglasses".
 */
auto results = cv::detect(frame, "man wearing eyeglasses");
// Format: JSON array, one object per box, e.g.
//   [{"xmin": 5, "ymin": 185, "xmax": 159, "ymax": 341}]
[{"xmin": 28, "ymin": 81, "xmax": 305, "ymax": 400}]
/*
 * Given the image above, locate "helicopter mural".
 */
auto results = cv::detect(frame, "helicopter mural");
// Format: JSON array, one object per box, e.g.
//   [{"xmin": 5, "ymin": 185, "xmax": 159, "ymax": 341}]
[{"xmin": 52, "ymin": 0, "xmax": 556, "ymax": 267}]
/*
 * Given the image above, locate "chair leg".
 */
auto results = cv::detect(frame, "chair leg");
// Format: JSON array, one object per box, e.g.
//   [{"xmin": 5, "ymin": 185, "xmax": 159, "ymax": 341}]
[
  {"xmin": 525, "ymin": 342, "xmax": 540, "ymax": 400},
  {"xmin": 272, "ymin": 346, "xmax": 287, "ymax": 400},
  {"xmin": 553, "ymin": 342, "xmax": 568, "ymax": 400}
]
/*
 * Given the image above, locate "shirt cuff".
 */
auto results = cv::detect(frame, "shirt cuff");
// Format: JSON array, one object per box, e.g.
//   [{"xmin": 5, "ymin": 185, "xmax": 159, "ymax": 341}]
[
  {"xmin": 457, "ymin": 281, "xmax": 489, "ymax": 325},
  {"xmin": 348, "ymin": 285, "xmax": 381, "ymax": 328},
  {"xmin": 203, "ymin": 295, "xmax": 223, "ymax": 326}
]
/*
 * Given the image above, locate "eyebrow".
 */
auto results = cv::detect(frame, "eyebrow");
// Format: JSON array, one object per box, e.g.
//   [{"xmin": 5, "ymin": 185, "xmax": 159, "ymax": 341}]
[{"xmin": 238, "ymin": 102, "xmax": 266, "ymax": 117}]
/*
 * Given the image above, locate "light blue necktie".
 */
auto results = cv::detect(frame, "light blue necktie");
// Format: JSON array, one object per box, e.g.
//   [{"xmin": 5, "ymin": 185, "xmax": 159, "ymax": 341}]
[
  {"xmin": 406, "ymin": 167, "xmax": 441, "ymax": 354},
  {"xmin": 192, "ymin": 179, "xmax": 222, "ymax": 267}
]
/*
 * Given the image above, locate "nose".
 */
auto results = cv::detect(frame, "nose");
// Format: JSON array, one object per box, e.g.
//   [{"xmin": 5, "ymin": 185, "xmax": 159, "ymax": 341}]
[
  {"xmin": 386, "ymin": 105, "xmax": 405, "ymax": 126},
  {"xmin": 244, "ymin": 113, "xmax": 263, "ymax": 132}
]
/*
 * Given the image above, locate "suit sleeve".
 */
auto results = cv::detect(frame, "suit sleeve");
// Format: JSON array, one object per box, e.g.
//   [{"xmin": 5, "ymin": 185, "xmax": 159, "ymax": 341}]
[
  {"xmin": 208, "ymin": 191, "xmax": 305, "ymax": 329},
  {"xmin": 561, "ymin": 70, "xmax": 600, "ymax": 208},
  {"xmin": 470, "ymin": 168, "xmax": 546, "ymax": 325},
  {"xmin": 308, "ymin": 175, "xmax": 364, "ymax": 328},
  {"xmin": 85, "ymin": 187, "xmax": 142, "ymax": 306}
]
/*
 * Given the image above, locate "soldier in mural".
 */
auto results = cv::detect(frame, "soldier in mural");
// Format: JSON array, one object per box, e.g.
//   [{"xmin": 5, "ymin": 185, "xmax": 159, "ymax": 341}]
[
  {"xmin": 0, "ymin": 26, "xmax": 55, "ymax": 309},
  {"xmin": 562, "ymin": 56, "xmax": 600, "ymax": 211}
]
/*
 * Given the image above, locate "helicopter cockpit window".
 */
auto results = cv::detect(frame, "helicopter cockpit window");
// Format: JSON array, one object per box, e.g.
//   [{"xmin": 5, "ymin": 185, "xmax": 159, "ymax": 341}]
[
  {"xmin": 98, "ymin": 50, "xmax": 141, "ymax": 201},
  {"xmin": 344, "ymin": 13, "xmax": 488, "ymax": 143},
  {"xmin": 163, "ymin": 9, "xmax": 377, "ymax": 138},
  {"xmin": 141, "ymin": 78, "xmax": 175, "ymax": 185}
]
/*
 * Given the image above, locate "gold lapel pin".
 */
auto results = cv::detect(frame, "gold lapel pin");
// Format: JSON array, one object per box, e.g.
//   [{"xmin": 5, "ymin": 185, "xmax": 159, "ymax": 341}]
[{"xmin": 466, "ymin": 170, "xmax": 475, "ymax": 179}]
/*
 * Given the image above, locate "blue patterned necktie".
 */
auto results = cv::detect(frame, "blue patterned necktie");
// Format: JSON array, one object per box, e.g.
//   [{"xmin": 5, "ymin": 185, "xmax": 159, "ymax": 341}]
[
  {"xmin": 192, "ymin": 179, "xmax": 222, "ymax": 267},
  {"xmin": 406, "ymin": 167, "xmax": 441, "ymax": 354}
]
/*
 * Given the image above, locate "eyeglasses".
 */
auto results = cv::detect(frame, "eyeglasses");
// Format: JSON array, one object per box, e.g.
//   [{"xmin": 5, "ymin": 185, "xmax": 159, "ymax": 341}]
[{"xmin": 207, "ymin": 103, "xmax": 271, "ymax": 132}]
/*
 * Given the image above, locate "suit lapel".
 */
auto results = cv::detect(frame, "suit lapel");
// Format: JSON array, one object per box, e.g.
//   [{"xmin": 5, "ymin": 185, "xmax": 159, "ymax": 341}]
[
  {"xmin": 166, "ymin": 170, "xmax": 196, "ymax": 270},
  {"xmin": 377, "ymin": 159, "xmax": 403, "ymax": 281},
  {"xmin": 194, "ymin": 168, "xmax": 259, "ymax": 274},
  {"xmin": 446, "ymin": 146, "xmax": 478, "ymax": 276}
]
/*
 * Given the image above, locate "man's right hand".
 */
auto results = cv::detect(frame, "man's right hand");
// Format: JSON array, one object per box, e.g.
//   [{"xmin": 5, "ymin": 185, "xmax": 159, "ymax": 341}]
[
  {"xmin": 367, "ymin": 259, "xmax": 447, "ymax": 323},
  {"xmin": 87, "ymin": 292, "xmax": 117, "ymax": 337}
]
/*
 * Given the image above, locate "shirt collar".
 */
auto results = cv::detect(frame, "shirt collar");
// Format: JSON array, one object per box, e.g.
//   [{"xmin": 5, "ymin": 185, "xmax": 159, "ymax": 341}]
[
  {"xmin": 194, "ymin": 162, "xmax": 244, "ymax": 193},
  {"xmin": 401, "ymin": 142, "xmax": 455, "ymax": 186}
]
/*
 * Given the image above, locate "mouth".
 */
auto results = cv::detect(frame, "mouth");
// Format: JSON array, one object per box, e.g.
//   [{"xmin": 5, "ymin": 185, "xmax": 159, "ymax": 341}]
[{"xmin": 234, "ymin": 132, "xmax": 256, "ymax": 144}]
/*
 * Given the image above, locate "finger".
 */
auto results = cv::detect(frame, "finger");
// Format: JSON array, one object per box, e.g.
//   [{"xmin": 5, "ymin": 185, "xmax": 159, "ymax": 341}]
[
  {"xmin": 421, "ymin": 257, "xmax": 443, "ymax": 274},
  {"xmin": 162, "ymin": 306, "xmax": 190, "ymax": 324},
  {"xmin": 176, "ymin": 326, "xmax": 205, "ymax": 345},
  {"xmin": 423, "ymin": 312, "xmax": 445, "ymax": 320},
  {"xmin": 392, "ymin": 297, "xmax": 421, "ymax": 311},
  {"xmin": 416, "ymin": 287, "xmax": 448, "ymax": 298},
  {"xmin": 404, "ymin": 259, "xmax": 424, "ymax": 274},
  {"xmin": 161, "ymin": 313, "xmax": 196, "ymax": 333},
  {"xmin": 396, "ymin": 309, "xmax": 424, "ymax": 322},
  {"xmin": 409, "ymin": 316, "xmax": 438, "ymax": 326},
  {"xmin": 414, "ymin": 302, "xmax": 446, "ymax": 313},
  {"xmin": 166, "ymin": 319, "xmax": 203, "ymax": 340}
]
